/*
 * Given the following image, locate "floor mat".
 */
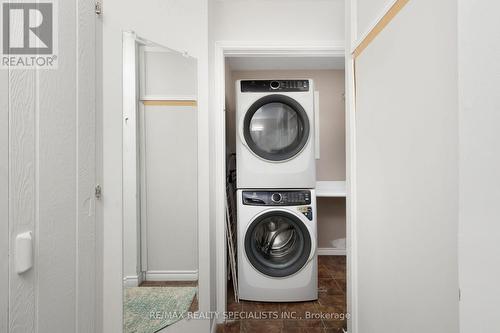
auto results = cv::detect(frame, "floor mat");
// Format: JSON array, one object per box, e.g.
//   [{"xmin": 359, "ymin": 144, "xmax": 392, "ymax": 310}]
[{"xmin": 124, "ymin": 286, "xmax": 197, "ymax": 333}]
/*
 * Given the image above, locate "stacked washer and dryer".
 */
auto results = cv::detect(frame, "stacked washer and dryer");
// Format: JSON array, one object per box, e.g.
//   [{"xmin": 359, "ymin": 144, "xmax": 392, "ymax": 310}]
[{"xmin": 236, "ymin": 79, "xmax": 318, "ymax": 302}]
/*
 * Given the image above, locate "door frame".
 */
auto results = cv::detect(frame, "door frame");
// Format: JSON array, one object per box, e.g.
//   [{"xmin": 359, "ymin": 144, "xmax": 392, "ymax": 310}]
[{"xmin": 212, "ymin": 41, "xmax": 357, "ymax": 331}]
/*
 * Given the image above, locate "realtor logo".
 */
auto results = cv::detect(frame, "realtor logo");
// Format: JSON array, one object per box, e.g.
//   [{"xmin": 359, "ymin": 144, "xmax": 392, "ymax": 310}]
[{"xmin": 1, "ymin": 0, "xmax": 58, "ymax": 68}]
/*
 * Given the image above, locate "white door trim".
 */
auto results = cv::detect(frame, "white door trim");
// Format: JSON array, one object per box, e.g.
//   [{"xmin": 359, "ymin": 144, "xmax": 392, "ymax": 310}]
[
  {"xmin": 122, "ymin": 31, "xmax": 142, "ymax": 286},
  {"xmin": 0, "ymin": 56, "xmax": 8, "ymax": 333},
  {"xmin": 212, "ymin": 41, "xmax": 356, "ymax": 329},
  {"xmin": 346, "ymin": 1, "xmax": 358, "ymax": 331},
  {"xmin": 345, "ymin": 50, "xmax": 358, "ymax": 333}
]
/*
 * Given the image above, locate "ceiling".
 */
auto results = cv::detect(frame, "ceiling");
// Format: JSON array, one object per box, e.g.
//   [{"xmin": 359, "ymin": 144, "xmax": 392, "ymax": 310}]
[{"xmin": 227, "ymin": 56, "xmax": 345, "ymax": 71}]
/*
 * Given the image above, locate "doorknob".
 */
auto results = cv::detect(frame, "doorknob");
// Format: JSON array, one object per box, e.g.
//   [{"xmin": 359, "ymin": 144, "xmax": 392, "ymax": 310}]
[{"xmin": 15, "ymin": 231, "xmax": 33, "ymax": 274}]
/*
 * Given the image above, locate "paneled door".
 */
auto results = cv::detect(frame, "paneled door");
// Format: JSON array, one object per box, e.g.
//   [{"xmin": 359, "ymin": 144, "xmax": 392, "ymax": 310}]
[{"xmin": 0, "ymin": 0, "xmax": 98, "ymax": 332}]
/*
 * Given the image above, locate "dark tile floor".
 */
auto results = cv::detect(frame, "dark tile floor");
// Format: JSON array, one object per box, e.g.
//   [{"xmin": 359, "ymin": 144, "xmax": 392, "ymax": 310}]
[{"xmin": 217, "ymin": 256, "xmax": 347, "ymax": 333}]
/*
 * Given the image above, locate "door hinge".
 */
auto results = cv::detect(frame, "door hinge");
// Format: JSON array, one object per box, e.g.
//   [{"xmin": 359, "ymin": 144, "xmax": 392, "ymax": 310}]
[
  {"xmin": 95, "ymin": 1, "xmax": 102, "ymax": 15},
  {"xmin": 95, "ymin": 184, "xmax": 102, "ymax": 200}
]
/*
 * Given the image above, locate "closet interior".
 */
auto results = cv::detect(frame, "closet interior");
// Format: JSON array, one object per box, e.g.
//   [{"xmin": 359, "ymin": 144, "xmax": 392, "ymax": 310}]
[{"xmin": 223, "ymin": 54, "xmax": 347, "ymax": 330}]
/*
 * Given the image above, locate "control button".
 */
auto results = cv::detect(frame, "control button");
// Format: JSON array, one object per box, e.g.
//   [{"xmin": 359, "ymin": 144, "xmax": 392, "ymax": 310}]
[
  {"xmin": 271, "ymin": 193, "xmax": 282, "ymax": 203},
  {"xmin": 270, "ymin": 81, "xmax": 280, "ymax": 90}
]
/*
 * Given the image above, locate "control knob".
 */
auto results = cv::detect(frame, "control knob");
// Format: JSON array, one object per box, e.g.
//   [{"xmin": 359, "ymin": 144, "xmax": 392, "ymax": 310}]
[
  {"xmin": 271, "ymin": 193, "xmax": 282, "ymax": 203},
  {"xmin": 270, "ymin": 81, "xmax": 280, "ymax": 90}
]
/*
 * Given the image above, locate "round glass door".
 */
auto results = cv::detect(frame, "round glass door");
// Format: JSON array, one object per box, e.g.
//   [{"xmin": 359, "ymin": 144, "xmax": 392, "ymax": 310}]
[
  {"xmin": 244, "ymin": 211, "xmax": 312, "ymax": 277},
  {"xmin": 243, "ymin": 95, "xmax": 310, "ymax": 161}
]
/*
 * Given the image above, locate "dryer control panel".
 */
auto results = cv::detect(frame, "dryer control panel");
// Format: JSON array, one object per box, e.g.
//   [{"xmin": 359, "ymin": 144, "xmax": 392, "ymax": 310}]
[
  {"xmin": 242, "ymin": 190, "xmax": 311, "ymax": 206},
  {"xmin": 241, "ymin": 80, "xmax": 310, "ymax": 92}
]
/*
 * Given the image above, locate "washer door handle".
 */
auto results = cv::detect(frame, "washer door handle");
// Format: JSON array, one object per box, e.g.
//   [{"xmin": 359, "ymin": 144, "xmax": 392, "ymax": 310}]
[{"xmin": 307, "ymin": 230, "xmax": 317, "ymax": 262}]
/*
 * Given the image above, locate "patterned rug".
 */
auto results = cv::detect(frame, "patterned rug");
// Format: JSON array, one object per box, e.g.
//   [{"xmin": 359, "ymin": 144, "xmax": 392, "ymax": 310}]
[{"xmin": 124, "ymin": 286, "xmax": 197, "ymax": 333}]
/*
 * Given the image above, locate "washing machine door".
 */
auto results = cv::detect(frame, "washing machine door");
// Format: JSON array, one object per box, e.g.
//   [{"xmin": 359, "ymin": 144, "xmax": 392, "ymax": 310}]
[
  {"xmin": 244, "ymin": 210, "xmax": 312, "ymax": 278},
  {"xmin": 243, "ymin": 94, "xmax": 310, "ymax": 162}
]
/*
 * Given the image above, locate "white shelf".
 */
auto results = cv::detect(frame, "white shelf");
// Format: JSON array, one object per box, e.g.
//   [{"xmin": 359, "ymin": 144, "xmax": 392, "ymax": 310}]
[
  {"xmin": 317, "ymin": 248, "xmax": 347, "ymax": 256},
  {"xmin": 316, "ymin": 181, "xmax": 347, "ymax": 197}
]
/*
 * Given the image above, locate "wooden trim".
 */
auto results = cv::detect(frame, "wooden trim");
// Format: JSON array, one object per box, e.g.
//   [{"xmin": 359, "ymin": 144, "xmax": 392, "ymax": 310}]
[
  {"xmin": 142, "ymin": 100, "xmax": 197, "ymax": 107},
  {"xmin": 353, "ymin": 0, "xmax": 410, "ymax": 58}
]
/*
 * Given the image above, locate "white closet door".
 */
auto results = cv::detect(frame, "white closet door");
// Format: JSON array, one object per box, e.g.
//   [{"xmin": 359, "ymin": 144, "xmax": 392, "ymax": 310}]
[
  {"xmin": 458, "ymin": 1, "xmax": 500, "ymax": 332},
  {"xmin": 1, "ymin": 0, "xmax": 98, "ymax": 332},
  {"xmin": 354, "ymin": 1, "xmax": 459, "ymax": 332}
]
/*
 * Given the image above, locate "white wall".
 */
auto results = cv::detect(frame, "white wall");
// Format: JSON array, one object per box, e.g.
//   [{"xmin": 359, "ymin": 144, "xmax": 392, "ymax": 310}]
[
  {"xmin": 355, "ymin": 0, "xmax": 459, "ymax": 332},
  {"xmin": 211, "ymin": 0, "xmax": 345, "ymax": 42},
  {"xmin": 458, "ymin": 1, "xmax": 500, "ymax": 332},
  {"xmin": 142, "ymin": 51, "xmax": 198, "ymax": 98},
  {"xmin": 101, "ymin": 0, "xmax": 210, "ymax": 332}
]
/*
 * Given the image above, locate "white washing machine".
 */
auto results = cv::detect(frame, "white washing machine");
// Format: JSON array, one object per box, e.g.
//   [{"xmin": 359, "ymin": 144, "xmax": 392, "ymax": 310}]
[
  {"xmin": 237, "ymin": 189, "xmax": 318, "ymax": 302},
  {"xmin": 236, "ymin": 79, "xmax": 316, "ymax": 189}
]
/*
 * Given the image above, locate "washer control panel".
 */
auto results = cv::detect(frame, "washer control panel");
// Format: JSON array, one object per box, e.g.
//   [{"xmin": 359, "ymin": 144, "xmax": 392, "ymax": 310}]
[
  {"xmin": 297, "ymin": 206, "xmax": 314, "ymax": 221},
  {"xmin": 242, "ymin": 190, "xmax": 311, "ymax": 206},
  {"xmin": 241, "ymin": 80, "xmax": 310, "ymax": 92}
]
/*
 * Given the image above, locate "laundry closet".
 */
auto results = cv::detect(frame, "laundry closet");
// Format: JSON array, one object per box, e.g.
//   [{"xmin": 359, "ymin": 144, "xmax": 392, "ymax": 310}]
[{"xmin": 223, "ymin": 54, "xmax": 347, "ymax": 311}]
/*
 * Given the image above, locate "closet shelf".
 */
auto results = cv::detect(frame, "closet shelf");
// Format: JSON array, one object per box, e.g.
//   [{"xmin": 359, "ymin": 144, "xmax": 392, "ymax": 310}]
[{"xmin": 316, "ymin": 181, "xmax": 346, "ymax": 197}]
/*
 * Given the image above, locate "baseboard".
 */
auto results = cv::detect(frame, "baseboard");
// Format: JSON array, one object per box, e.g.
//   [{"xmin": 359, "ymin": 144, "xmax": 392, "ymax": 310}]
[
  {"xmin": 318, "ymin": 248, "xmax": 346, "ymax": 256},
  {"xmin": 123, "ymin": 273, "xmax": 144, "ymax": 287},
  {"xmin": 145, "ymin": 270, "xmax": 198, "ymax": 281}
]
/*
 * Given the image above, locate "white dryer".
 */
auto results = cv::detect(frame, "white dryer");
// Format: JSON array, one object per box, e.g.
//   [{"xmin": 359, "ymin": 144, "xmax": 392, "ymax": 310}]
[
  {"xmin": 236, "ymin": 79, "xmax": 316, "ymax": 189},
  {"xmin": 237, "ymin": 189, "xmax": 318, "ymax": 302}
]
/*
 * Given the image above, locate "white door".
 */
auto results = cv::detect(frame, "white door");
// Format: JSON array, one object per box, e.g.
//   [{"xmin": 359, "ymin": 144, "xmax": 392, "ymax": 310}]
[
  {"xmin": 354, "ymin": 1, "xmax": 459, "ymax": 332},
  {"xmin": 458, "ymin": 1, "xmax": 500, "ymax": 332},
  {"xmin": 0, "ymin": 0, "xmax": 98, "ymax": 332}
]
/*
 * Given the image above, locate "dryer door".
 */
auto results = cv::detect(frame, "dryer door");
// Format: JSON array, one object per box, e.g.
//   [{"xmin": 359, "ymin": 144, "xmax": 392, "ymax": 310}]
[
  {"xmin": 244, "ymin": 210, "xmax": 312, "ymax": 277},
  {"xmin": 243, "ymin": 94, "xmax": 310, "ymax": 161}
]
